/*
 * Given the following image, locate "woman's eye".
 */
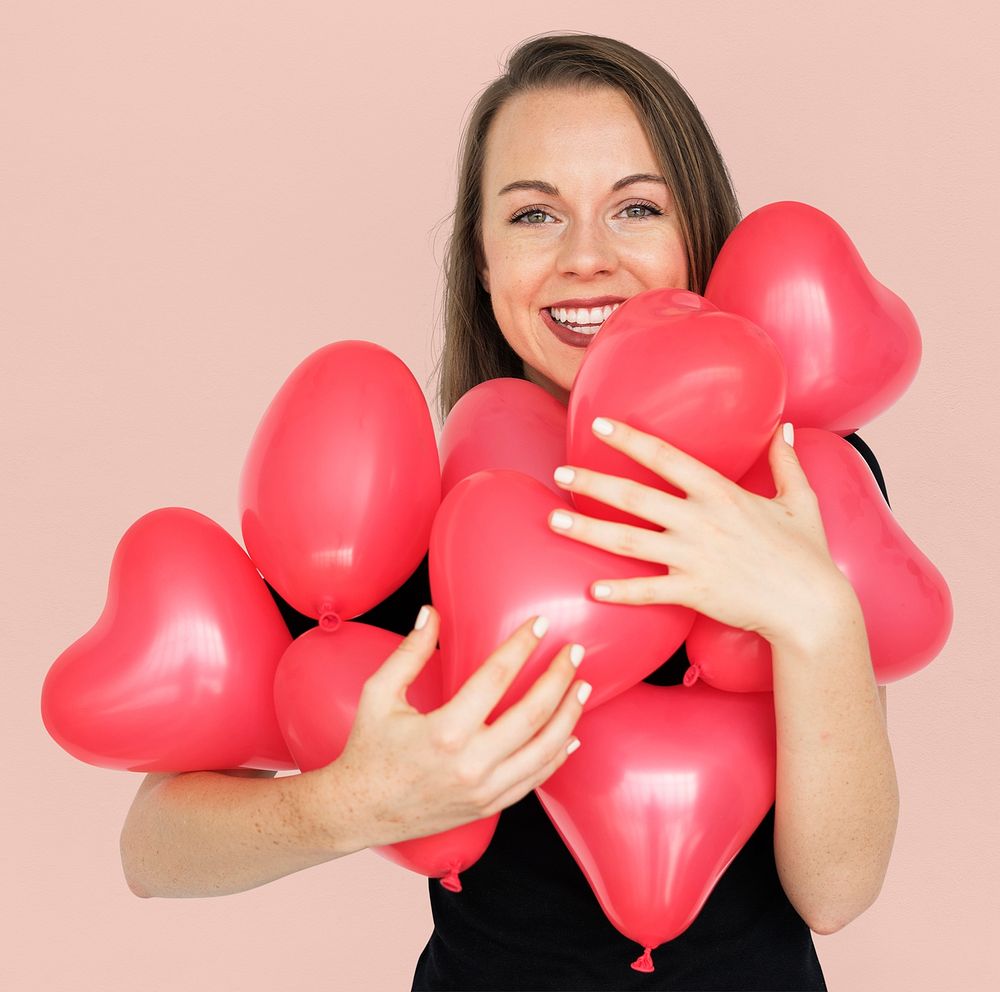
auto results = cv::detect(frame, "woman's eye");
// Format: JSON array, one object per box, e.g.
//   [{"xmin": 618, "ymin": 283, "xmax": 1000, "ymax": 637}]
[
  {"xmin": 511, "ymin": 208, "xmax": 553, "ymax": 224},
  {"xmin": 621, "ymin": 201, "xmax": 663, "ymax": 219}
]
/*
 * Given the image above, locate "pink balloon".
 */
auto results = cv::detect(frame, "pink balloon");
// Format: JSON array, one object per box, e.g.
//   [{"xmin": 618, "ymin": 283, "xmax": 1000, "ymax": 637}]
[
  {"xmin": 40, "ymin": 508, "xmax": 295, "ymax": 772},
  {"xmin": 274, "ymin": 623, "xmax": 495, "ymax": 890},
  {"xmin": 684, "ymin": 618, "xmax": 772, "ymax": 693},
  {"xmin": 429, "ymin": 469, "xmax": 694, "ymax": 720},
  {"xmin": 704, "ymin": 201, "xmax": 922, "ymax": 434},
  {"xmin": 239, "ymin": 340, "xmax": 440, "ymax": 624},
  {"xmin": 536, "ymin": 681, "xmax": 776, "ymax": 973},
  {"xmin": 568, "ymin": 287, "xmax": 786, "ymax": 529},
  {"xmin": 685, "ymin": 429, "xmax": 954, "ymax": 690},
  {"xmin": 440, "ymin": 377, "xmax": 570, "ymax": 500}
]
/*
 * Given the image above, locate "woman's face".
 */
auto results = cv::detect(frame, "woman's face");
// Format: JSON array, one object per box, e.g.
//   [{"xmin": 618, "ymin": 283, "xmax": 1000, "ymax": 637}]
[{"xmin": 478, "ymin": 85, "xmax": 690, "ymax": 406}]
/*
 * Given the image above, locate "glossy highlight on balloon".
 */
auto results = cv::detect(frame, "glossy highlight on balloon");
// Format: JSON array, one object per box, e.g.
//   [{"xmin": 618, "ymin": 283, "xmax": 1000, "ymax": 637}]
[
  {"xmin": 568, "ymin": 287, "xmax": 786, "ymax": 529},
  {"xmin": 429, "ymin": 468, "xmax": 695, "ymax": 720},
  {"xmin": 440, "ymin": 377, "xmax": 570, "ymax": 500},
  {"xmin": 40, "ymin": 508, "xmax": 295, "ymax": 772},
  {"xmin": 239, "ymin": 339, "xmax": 441, "ymax": 623},
  {"xmin": 536, "ymin": 681, "xmax": 777, "ymax": 971},
  {"xmin": 705, "ymin": 201, "xmax": 921, "ymax": 434}
]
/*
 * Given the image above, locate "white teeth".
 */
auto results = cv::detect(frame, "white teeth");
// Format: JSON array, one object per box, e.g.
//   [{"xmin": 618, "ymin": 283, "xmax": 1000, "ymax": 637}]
[{"xmin": 549, "ymin": 302, "xmax": 621, "ymax": 328}]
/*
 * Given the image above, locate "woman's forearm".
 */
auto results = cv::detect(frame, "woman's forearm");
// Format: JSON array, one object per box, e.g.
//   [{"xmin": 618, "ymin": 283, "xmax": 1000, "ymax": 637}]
[
  {"xmin": 120, "ymin": 764, "xmax": 367, "ymax": 898},
  {"xmin": 769, "ymin": 579, "xmax": 899, "ymax": 934}
]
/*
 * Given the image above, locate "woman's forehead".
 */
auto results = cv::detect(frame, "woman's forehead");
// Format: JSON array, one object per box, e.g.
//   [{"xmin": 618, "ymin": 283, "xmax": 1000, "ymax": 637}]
[{"xmin": 482, "ymin": 88, "xmax": 661, "ymax": 195}]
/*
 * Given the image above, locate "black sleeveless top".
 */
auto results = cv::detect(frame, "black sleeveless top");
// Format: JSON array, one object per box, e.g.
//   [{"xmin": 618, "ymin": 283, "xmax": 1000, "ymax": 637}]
[{"xmin": 270, "ymin": 433, "xmax": 889, "ymax": 992}]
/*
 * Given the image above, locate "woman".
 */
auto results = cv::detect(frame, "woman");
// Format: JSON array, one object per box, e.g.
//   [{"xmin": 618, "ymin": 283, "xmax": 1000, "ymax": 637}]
[{"xmin": 120, "ymin": 33, "xmax": 899, "ymax": 991}]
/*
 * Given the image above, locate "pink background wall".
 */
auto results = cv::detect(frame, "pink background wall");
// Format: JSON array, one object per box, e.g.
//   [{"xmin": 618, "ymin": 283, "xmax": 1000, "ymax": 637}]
[{"xmin": 7, "ymin": 1, "xmax": 996, "ymax": 989}]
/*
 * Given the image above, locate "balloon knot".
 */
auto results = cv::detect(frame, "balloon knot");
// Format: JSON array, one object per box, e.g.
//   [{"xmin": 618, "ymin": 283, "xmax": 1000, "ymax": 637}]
[
  {"xmin": 318, "ymin": 602, "xmax": 341, "ymax": 632},
  {"xmin": 683, "ymin": 664, "xmax": 701, "ymax": 687},
  {"xmin": 630, "ymin": 945, "xmax": 655, "ymax": 973},
  {"xmin": 439, "ymin": 864, "xmax": 462, "ymax": 892}
]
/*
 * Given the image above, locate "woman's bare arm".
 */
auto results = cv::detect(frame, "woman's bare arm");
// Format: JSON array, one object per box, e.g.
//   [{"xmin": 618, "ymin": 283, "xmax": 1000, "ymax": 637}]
[
  {"xmin": 771, "ymin": 584, "xmax": 899, "ymax": 934},
  {"xmin": 120, "ymin": 764, "xmax": 364, "ymax": 899},
  {"xmin": 120, "ymin": 606, "xmax": 587, "ymax": 900}
]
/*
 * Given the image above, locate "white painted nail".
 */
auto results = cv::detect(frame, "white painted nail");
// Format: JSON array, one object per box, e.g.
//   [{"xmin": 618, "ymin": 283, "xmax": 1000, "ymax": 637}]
[
  {"xmin": 414, "ymin": 605, "xmax": 430, "ymax": 630},
  {"xmin": 566, "ymin": 738, "xmax": 581, "ymax": 755},
  {"xmin": 576, "ymin": 682, "xmax": 592, "ymax": 705},
  {"xmin": 569, "ymin": 644, "xmax": 585, "ymax": 668},
  {"xmin": 550, "ymin": 510, "xmax": 573, "ymax": 530},
  {"xmin": 592, "ymin": 417, "xmax": 614, "ymax": 436},
  {"xmin": 783, "ymin": 422, "xmax": 795, "ymax": 447},
  {"xmin": 553, "ymin": 466, "xmax": 576, "ymax": 485},
  {"xmin": 532, "ymin": 615, "xmax": 550, "ymax": 638}
]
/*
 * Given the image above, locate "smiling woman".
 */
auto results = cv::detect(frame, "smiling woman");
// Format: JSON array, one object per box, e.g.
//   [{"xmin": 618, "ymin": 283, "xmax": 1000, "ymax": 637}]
[{"xmin": 412, "ymin": 30, "xmax": 898, "ymax": 992}]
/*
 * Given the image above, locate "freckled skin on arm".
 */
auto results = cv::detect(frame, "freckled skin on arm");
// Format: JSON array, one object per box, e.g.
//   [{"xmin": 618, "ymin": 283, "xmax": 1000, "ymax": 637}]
[
  {"xmin": 120, "ymin": 765, "xmax": 366, "ymax": 898},
  {"xmin": 771, "ymin": 603, "xmax": 898, "ymax": 935}
]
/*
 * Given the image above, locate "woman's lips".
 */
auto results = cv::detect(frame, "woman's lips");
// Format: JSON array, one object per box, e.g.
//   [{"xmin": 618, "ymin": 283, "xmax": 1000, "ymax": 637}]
[{"xmin": 540, "ymin": 307, "xmax": 600, "ymax": 348}]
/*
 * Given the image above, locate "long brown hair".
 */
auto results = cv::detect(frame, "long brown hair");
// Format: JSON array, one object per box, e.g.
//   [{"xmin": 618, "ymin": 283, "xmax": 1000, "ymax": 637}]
[{"xmin": 430, "ymin": 32, "xmax": 742, "ymax": 425}]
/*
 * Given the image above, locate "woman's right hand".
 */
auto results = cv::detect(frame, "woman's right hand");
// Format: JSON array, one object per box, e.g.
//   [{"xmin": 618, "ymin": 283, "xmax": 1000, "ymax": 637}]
[{"xmin": 321, "ymin": 605, "xmax": 589, "ymax": 849}]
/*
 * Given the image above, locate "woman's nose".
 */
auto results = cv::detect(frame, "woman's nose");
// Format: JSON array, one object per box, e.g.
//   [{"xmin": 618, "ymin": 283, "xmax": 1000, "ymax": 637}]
[{"xmin": 555, "ymin": 220, "xmax": 618, "ymax": 277}]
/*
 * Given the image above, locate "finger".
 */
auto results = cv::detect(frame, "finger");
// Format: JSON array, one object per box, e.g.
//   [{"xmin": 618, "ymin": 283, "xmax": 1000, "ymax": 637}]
[
  {"xmin": 474, "ymin": 641, "xmax": 585, "ymax": 761},
  {"xmin": 434, "ymin": 614, "xmax": 549, "ymax": 737},
  {"xmin": 483, "ymin": 728, "xmax": 582, "ymax": 818},
  {"xmin": 769, "ymin": 421, "xmax": 811, "ymax": 501},
  {"xmin": 552, "ymin": 464, "xmax": 689, "ymax": 531},
  {"xmin": 483, "ymin": 670, "xmax": 589, "ymax": 798},
  {"xmin": 590, "ymin": 416, "xmax": 727, "ymax": 499},
  {"xmin": 548, "ymin": 505, "xmax": 678, "ymax": 565},
  {"xmin": 364, "ymin": 604, "xmax": 439, "ymax": 712},
  {"xmin": 589, "ymin": 573, "xmax": 690, "ymax": 607}
]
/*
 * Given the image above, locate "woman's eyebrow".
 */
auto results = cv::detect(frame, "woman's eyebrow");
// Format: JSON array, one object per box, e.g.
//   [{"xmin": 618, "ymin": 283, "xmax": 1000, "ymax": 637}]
[{"xmin": 497, "ymin": 173, "xmax": 667, "ymax": 196}]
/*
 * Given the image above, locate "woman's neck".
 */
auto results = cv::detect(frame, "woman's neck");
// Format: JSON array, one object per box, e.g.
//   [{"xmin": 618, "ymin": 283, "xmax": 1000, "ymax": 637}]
[{"xmin": 523, "ymin": 362, "xmax": 570, "ymax": 408}]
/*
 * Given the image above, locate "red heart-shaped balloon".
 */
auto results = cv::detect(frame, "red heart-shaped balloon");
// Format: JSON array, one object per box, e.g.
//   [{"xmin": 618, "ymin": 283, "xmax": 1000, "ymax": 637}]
[
  {"xmin": 536, "ymin": 680, "xmax": 776, "ymax": 972},
  {"xmin": 273, "ymin": 623, "xmax": 495, "ymax": 890},
  {"xmin": 429, "ymin": 469, "xmax": 694, "ymax": 720},
  {"xmin": 41, "ymin": 508, "xmax": 294, "ymax": 772},
  {"xmin": 239, "ymin": 340, "xmax": 441, "ymax": 624},
  {"xmin": 685, "ymin": 429, "xmax": 954, "ymax": 690},
  {"xmin": 568, "ymin": 288, "xmax": 786, "ymax": 529},
  {"xmin": 704, "ymin": 201, "xmax": 921, "ymax": 434},
  {"xmin": 440, "ymin": 377, "xmax": 570, "ymax": 501}
]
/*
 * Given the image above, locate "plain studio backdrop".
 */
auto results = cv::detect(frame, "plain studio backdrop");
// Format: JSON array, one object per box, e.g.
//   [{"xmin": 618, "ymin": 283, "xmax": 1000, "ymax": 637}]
[{"xmin": 5, "ymin": 2, "xmax": 997, "ymax": 989}]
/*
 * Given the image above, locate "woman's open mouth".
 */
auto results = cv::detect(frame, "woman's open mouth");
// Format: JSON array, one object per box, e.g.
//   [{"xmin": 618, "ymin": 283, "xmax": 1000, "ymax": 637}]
[{"xmin": 540, "ymin": 302, "xmax": 622, "ymax": 348}]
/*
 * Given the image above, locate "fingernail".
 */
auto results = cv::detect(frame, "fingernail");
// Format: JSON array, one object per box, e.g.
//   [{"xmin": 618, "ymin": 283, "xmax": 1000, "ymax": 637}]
[
  {"xmin": 592, "ymin": 417, "xmax": 614, "ymax": 436},
  {"xmin": 553, "ymin": 466, "xmax": 576, "ymax": 485},
  {"xmin": 576, "ymin": 682, "xmax": 592, "ymax": 705},
  {"xmin": 783, "ymin": 422, "xmax": 794, "ymax": 447},
  {"xmin": 592, "ymin": 583, "xmax": 612, "ymax": 599},
  {"xmin": 569, "ymin": 643, "xmax": 585, "ymax": 668},
  {"xmin": 532, "ymin": 615, "xmax": 549, "ymax": 638},
  {"xmin": 550, "ymin": 510, "xmax": 573, "ymax": 530},
  {"xmin": 566, "ymin": 738, "xmax": 581, "ymax": 755},
  {"xmin": 414, "ymin": 605, "xmax": 430, "ymax": 630}
]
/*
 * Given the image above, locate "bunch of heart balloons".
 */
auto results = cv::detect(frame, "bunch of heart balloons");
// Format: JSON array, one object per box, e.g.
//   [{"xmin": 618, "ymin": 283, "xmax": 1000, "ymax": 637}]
[{"xmin": 41, "ymin": 201, "xmax": 952, "ymax": 974}]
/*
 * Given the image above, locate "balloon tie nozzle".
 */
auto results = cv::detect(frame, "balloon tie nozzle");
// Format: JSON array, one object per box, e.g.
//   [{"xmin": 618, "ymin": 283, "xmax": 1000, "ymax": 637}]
[
  {"xmin": 439, "ymin": 862, "xmax": 463, "ymax": 892},
  {"xmin": 318, "ymin": 602, "xmax": 341, "ymax": 632},
  {"xmin": 630, "ymin": 945, "xmax": 655, "ymax": 973},
  {"xmin": 683, "ymin": 664, "xmax": 701, "ymax": 687}
]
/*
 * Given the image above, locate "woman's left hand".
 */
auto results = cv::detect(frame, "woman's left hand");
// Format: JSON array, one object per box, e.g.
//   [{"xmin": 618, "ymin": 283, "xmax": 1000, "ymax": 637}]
[{"xmin": 548, "ymin": 417, "xmax": 853, "ymax": 648}]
